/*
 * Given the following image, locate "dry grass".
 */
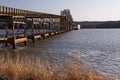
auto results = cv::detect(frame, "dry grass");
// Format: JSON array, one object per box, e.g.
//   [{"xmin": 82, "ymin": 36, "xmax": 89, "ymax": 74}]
[{"xmin": 0, "ymin": 55, "xmax": 111, "ymax": 80}]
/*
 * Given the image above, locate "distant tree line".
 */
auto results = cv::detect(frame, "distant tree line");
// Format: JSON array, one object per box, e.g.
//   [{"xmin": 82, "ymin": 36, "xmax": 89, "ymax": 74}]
[{"xmin": 74, "ymin": 21, "xmax": 120, "ymax": 29}]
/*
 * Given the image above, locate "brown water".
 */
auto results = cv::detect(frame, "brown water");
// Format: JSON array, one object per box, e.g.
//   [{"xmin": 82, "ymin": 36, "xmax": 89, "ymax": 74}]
[{"xmin": 1, "ymin": 29, "xmax": 120, "ymax": 78}]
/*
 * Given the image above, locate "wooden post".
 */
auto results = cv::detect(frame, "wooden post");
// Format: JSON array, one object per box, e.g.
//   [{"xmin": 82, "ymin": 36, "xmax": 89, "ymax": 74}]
[
  {"xmin": 24, "ymin": 19, "xmax": 27, "ymax": 37},
  {"xmin": 60, "ymin": 18, "xmax": 62, "ymax": 32},
  {"xmin": 24, "ymin": 23, "xmax": 27, "ymax": 45},
  {"xmin": 5, "ymin": 23, "xmax": 8, "ymax": 46},
  {"xmin": 68, "ymin": 21, "xmax": 70, "ymax": 31},
  {"xmin": 40, "ymin": 18, "xmax": 42, "ymax": 34},
  {"xmin": 38, "ymin": 19, "xmax": 41, "ymax": 35},
  {"xmin": 12, "ymin": 22, "xmax": 16, "ymax": 49},
  {"xmin": 17, "ymin": 23, "xmax": 19, "ymax": 38},
  {"xmin": 32, "ymin": 17, "xmax": 35, "ymax": 42},
  {"xmin": 32, "ymin": 17, "xmax": 34, "ymax": 35},
  {"xmin": 43, "ymin": 18, "xmax": 45, "ymax": 34},
  {"xmin": 12, "ymin": 23, "xmax": 15, "ymax": 38},
  {"xmin": 5, "ymin": 23, "xmax": 8, "ymax": 38},
  {"xmin": 0, "ymin": 6, "xmax": 2, "ymax": 14},
  {"xmin": 12, "ymin": 43, "xmax": 16, "ymax": 49},
  {"xmin": 66, "ymin": 19, "xmax": 68, "ymax": 31},
  {"xmin": 24, "ymin": 41, "xmax": 27, "ymax": 45}
]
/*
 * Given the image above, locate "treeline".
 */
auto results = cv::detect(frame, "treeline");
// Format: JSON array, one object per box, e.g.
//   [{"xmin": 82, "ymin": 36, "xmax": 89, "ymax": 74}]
[{"xmin": 74, "ymin": 21, "xmax": 120, "ymax": 29}]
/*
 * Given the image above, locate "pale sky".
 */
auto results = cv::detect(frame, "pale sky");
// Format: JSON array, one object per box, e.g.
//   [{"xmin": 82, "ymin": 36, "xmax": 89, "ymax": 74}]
[{"xmin": 0, "ymin": 0, "xmax": 120, "ymax": 21}]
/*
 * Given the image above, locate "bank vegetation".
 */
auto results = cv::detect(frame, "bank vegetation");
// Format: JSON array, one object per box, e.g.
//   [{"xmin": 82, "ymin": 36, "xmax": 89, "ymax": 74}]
[{"xmin": 0, "ymin": 55, "xmax": 111, "ymax": 80}]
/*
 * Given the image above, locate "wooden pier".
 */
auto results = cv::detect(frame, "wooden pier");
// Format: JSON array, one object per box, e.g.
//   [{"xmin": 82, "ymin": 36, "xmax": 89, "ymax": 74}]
[{"xmin": 0, "ymin": 6, "xmax": 73, "ymax": 49}]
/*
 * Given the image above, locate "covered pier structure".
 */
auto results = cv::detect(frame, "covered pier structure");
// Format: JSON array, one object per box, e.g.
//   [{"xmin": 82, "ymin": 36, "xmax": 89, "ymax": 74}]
[{"xmin": 0, "ymin": 6, "xmax": 73, "ymax": 49}]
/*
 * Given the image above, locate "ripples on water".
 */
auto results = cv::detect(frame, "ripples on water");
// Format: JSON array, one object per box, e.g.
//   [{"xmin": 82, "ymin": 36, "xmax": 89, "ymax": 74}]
[{"xmin": 1, "ymin": 29, "xmax": 120, "ymax": 78}]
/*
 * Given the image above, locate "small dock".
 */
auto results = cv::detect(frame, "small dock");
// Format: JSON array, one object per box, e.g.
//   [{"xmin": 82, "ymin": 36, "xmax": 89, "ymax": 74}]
[{"xmin": 0, "ymin": 6, "xmax": 73, "ymax": 49}]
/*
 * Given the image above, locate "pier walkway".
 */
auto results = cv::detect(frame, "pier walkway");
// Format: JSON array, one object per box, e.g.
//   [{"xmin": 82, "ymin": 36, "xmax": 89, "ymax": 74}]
[{"xmin": 0, "ymin": 6, "xmax": 73, "ymax": 49}]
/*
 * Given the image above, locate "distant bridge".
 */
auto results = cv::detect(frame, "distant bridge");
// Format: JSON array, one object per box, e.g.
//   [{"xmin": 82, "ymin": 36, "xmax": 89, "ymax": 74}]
[{"xmin": 0, "ymin": 6, "xmax": 73, "ymax": 49}]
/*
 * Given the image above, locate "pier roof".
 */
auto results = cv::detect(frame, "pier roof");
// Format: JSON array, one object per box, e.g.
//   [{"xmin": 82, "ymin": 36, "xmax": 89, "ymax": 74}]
[{"xmin": 0, "ymin": 6, "xmax": 65, "ymax": 18}]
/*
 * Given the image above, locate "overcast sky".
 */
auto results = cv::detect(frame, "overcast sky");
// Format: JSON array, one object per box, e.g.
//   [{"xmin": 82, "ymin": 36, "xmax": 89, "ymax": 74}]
[{"xmin": 0, "ymin": 0, "xmax": 120, "ymax": 21}]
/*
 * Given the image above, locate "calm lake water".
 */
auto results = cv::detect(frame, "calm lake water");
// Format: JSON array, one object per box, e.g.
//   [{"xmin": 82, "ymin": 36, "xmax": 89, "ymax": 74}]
[{"xmin": 1, "ymin": 29, "xmax": 120, "ymax": 78}]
